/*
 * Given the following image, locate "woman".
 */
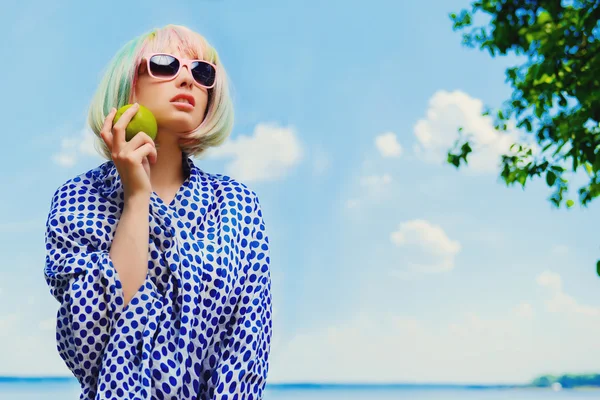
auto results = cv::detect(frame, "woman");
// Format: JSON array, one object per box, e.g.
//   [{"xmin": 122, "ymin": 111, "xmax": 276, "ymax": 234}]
[{"xmin": 43, "ymin": 24, "xmax": 272, "ymax": 400}]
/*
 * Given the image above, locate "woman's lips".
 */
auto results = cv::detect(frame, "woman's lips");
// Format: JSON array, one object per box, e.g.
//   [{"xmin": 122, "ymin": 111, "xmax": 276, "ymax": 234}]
[{"xmin": 170, "ymin": 101, "xmax": 194, "ymax": 111}]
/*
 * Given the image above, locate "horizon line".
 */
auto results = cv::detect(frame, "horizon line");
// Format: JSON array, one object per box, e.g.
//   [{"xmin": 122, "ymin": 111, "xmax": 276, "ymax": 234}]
[{"xmin": 0, "ymin": 376, "xmax": 534, "ymax": 387}]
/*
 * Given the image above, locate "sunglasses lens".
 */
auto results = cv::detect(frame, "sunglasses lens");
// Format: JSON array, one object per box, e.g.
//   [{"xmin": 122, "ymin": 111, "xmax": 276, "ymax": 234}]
[
  {"xmin": 191, "ymin": 61, "xmax": 216, "ymax": 87},
  {"xmin": 149, "ymin": 55, "xmax": 180, "ymax": 77},
  {"xmin": 147, "ymin": 55, "xmax": 216, "ymax": 87}
]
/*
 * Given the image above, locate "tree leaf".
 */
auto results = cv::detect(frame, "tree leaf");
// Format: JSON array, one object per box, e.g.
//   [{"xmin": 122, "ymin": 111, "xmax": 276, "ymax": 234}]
[
  {"xmin": 546, "ymin": 171, "xmax": 557, "ymax": 186},
  {"xmin": 448, "ymin": 0, "xmax": 600, "ymax": 275}
]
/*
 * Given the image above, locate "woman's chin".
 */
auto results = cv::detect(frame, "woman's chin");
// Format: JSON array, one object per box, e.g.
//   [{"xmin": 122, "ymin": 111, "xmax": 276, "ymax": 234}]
[{"xmin": 157, "ymin": 119, "xmax": 199, "ymax": 134}]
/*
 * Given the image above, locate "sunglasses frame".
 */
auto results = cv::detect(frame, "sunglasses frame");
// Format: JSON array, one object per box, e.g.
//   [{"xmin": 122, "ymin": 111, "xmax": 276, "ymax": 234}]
[{"xmin": 142, "ymin": 52, "xmax": 217, "ymax": 89}]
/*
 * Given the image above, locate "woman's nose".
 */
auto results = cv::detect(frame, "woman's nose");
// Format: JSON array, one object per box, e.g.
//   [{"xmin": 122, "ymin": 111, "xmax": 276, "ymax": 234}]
[{"xmin": 177, "ymin": 65, "xmax": 194, "ymax": 87}]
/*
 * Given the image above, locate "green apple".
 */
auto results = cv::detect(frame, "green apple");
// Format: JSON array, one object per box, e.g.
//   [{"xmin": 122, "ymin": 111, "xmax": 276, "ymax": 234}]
[{"xmin": 113, "ymin": 104, "xmax": 158, "ymax": 142}]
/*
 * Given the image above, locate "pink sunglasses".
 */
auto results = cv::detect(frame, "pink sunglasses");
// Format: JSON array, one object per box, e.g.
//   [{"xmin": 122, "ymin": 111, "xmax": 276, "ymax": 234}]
[{"xmin": 140, "ymin": 52, "xmax": 217, "ymax": 89}]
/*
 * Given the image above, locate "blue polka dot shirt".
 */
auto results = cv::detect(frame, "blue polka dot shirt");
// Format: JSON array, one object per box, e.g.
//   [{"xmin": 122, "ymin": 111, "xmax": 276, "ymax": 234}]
[{"xmin": 43, "ymin": 155, "xmax": 272, "ymax": 399}]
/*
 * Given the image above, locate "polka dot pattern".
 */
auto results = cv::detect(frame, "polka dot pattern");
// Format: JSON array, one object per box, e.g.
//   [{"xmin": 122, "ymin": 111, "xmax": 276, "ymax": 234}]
[{"xmin": 44, "ymin": 155, "xmax": 272, "ymax": 399}]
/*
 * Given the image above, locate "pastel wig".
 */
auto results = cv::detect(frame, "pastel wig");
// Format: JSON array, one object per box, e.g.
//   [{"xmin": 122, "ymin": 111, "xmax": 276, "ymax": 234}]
[{"xmin": 87, "ymin": 24, "xmax": 234, "ymax": 159}]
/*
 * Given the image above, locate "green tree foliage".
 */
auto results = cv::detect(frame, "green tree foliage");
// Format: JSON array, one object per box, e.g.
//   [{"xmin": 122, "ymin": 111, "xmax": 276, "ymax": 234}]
[
  {"xmin": 448, "ymin": 0, "xmax": 600, "ymax": 275},
  {"xmin": 531, "ymin": 373, "xmax": 600, "ymax": 388}
]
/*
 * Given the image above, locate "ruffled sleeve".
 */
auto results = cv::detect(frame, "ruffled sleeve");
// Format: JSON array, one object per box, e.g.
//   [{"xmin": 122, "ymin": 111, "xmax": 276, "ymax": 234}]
[
  {"xmin": 206, "ymin": 194, "xmax": 273, "ymax": 399},
  {"xmin": 43, "ymin": 185, "xmax": 155, "ymax": 399}
]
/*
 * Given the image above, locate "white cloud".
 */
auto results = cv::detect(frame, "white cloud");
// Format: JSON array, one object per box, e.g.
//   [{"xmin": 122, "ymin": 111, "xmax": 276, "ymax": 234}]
[
  {"xmin": 345, "ymin": 173, "xmax": 393, "ymax": 211},
  {"xmin": 0, "ymin": 307, "xmax": 60, "ymax": 376},
  {"xmin": 268, "ymin": 307, "xmax": 541, "ymax": 384},
  {"xmin": 413, "ymin": 90, "xmax": 536, "ymax": 174},
  {"xmin": 375, "ymin": 132, "xmax": 402, "ymax": 158},
  {"xmin": 360, "ymin": 174, "xmax": 393, "ymax": 200},
  {"xmin": 269, "ymin": 275, "xmax": 600, "ymax": 385},
  {"xmin": 204, "ymin": 122, "xmax": 303, "ymax": 183},
  {"xmin": 390, "ymin": 219, "xmax": 461, "ymax": 273},
  {"xmin": 51, "ymin": 126, "xmax": 103, "ymax": 168},
  {"xmin": 0, "ymin": 329, "xmax": 70, "ymax": 376},
  {"xmin": 536, "ymin": 271, "xmax": 563, "ymax": 292},
  {"xmin": 514, "ymin": 302, "xmax": 534, "ymax": 319},
  {"xmin": 536, "ymin": 271, "xmax": 600, "ymax": 316}
]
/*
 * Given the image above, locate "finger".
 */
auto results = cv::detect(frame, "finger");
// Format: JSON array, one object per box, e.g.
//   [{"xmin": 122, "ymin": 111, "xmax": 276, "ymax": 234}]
[
  {"xmin": 120, "ymin": 131, "xmax": 156, "ymax": 159},
  {"xmin": 112, "ymin": 103, "xmax": 140, "ymax": 152},
  {"xmin": 126, "ymin": 143, "xmax": 156, "ymax": 165},
  {"xmin": 101, "ymin": 107, "xmax": 117, "ymax": 133},
  {"xmin": 126, "ymin": 133, "xmax": 158, "ymax": 164},
  {"xmin": 100, "ymin": 108, "xmax": 117, "ymax": 151}
]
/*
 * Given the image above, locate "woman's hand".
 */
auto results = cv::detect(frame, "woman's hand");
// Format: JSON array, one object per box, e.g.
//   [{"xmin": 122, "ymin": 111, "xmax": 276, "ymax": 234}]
[{"xmin": 99, "ymin": 103, "xmax": 158, "ymax": 201}]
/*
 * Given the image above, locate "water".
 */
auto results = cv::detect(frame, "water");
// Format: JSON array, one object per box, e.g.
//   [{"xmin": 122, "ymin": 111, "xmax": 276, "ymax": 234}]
[{"xmin": 1, "ymin": 380, "xmax": 598, "ymax": 399}]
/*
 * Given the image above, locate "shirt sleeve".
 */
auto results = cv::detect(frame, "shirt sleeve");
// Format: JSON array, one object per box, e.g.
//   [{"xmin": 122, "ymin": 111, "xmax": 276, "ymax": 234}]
[
  {"xmin": 207, "ymin": 194, "xmax": 273, "ymax": 400},
  {"xmin": 43, "ymin": 186, "xmax": 153, "ymax": 396}
]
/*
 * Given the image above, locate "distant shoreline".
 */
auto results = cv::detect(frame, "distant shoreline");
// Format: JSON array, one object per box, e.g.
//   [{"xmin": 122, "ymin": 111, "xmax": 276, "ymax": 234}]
[{"xmin": 527, "ymin": 373, "xmax": 600, "ymax": 389}]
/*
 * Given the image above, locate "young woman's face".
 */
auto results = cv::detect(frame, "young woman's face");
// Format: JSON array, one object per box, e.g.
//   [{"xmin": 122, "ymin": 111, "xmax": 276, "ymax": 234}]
[{"xmin": 133, "ymin": 49, "xmax": 210, "ymax": 136}]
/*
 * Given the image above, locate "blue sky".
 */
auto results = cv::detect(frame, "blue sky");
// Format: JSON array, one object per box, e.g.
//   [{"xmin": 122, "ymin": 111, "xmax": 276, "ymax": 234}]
[{"xmin": 2, "ymin": 0, "xmax": 600, "ymax": 385}]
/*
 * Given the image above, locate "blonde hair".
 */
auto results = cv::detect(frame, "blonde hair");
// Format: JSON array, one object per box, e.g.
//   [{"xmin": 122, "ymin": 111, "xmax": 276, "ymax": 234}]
[{"xmin": 87, "ymin": 24, "xmax": 234, "ymax": 160}]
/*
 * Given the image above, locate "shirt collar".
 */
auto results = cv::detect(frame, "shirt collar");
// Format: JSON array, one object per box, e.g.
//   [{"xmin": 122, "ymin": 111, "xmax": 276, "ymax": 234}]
[{"xmin": 94, "ymin": 153, "xmax": 209, "ymax": 207}]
